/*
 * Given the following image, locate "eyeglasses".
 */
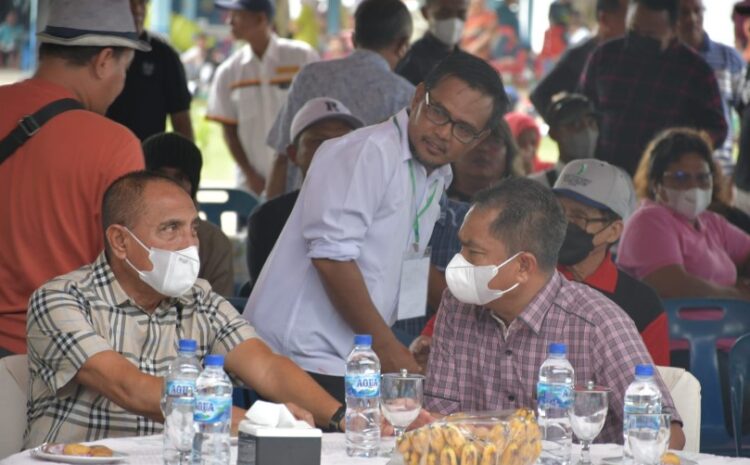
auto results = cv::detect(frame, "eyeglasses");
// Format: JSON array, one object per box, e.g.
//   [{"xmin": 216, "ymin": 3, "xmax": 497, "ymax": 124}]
[
  {"xmin": 423, "ymin": 92, "xmax": 487, "ymax": 144},
  {"xmin": 662, "ymin": 170, "xmax": 712, "ymax": 189},
  {"xmin": 566, "ymin": 214, "xmax": 612, "ymax": 230}
]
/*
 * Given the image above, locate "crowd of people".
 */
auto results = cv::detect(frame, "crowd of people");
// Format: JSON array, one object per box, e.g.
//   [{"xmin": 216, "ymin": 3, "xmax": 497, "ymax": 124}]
[{"xmin": 5, "ymin": 0, "xmax": 750, "ymax": 453}]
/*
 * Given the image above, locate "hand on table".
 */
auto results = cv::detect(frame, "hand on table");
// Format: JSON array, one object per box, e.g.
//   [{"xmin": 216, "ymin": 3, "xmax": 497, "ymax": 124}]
[
  {"xmin": 231, "ymin": 406, "xmax": 246, "ymax": 436},
  {"xmin": 285, "ymin": 402, "xmax": 315, "ymax": 427}
]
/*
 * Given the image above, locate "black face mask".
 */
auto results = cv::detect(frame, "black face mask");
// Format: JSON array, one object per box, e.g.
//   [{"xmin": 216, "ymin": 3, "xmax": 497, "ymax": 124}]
[
  {"xmin": 626, "ymin": 31, "xmax": 662, "ymax": 56},
  {"xmin": 558, "ymin": 222, "xmax": 595, "ymax": 267}
]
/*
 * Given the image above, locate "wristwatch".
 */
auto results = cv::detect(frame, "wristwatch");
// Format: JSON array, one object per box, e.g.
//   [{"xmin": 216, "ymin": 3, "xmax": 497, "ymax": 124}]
[{"xmin": 328, "ymin": 405, "xmax": 346, "ymax": 432}]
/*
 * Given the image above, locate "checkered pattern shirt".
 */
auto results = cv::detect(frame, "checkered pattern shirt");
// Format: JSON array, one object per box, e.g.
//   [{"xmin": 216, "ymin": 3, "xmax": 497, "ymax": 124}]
[
  {"xmin": 581, "ymin": 37, "xmax": 727, "ymax": 176},
  {"xmin": 698, "ymin": 33, "xmax": 745, "ymax": 176},
  {"xmin": 25, "ymin": 253, "xmax": 257, "ymax": 448},
  {"xmin": 424, "ymin": 272, "xmax": 680, "ymax": 444}
]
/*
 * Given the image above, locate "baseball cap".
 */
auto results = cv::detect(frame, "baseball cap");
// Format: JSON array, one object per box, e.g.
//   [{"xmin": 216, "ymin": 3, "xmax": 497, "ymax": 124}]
[
  {"xmin": 38, "ymin": 0, "xmax": 150, "ymax": 52},
  {"xmin": 545, "ymin": 92, "xmax": 597, "ymax": 128},
  {"xmin": 215, "ymin": 0, "xmax": 276, "ymax": 18},
  {"xmin": 553, "ymin": 159, "xmax": 636, "ymax": 221},
  {"xmin": 290, "ymin": 97, "xmax": 364, "ymax": 144}
]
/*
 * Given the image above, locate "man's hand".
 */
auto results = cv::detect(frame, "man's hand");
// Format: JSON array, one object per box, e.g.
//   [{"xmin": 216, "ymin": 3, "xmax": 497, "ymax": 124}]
[
  {"xmin": 244, "ymin": 168, "xmax": 266, "ymax": 196},
  {"xmin": 409, "ymin": 335, "xmax": 432, "ymax": 373},
  {"xmin": 231, "ymin": 406, "xmax": 247, "ymax": 436},
  {"xmin": 376, "ymin": 339, "xmax": 421, "ymax": 374},
  {"xmin": 285, "ymin": 402, "xmax": 315, "ymax": 427}
]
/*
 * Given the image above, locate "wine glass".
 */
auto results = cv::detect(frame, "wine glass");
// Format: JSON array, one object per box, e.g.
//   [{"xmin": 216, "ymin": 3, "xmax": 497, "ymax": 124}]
[
  {"xmin": 569, "ymin": 382, "xmax": 609, "ymax": 465},
  {"xmin": 380, "ymin": 370, "xmax": 424, "ymax": 453},
  {"xmin": 627, "ymin": 413, "xmax": 671, "ymax": 465}
]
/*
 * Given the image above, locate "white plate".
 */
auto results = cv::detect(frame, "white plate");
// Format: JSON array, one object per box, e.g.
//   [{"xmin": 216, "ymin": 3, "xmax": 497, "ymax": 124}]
[
  {"xmin": 31, "ymin": 445, "xmax": 127, "ymax": 464},
  {"xmin": 600, "ymin": 454, "xmax": 698, "ymax": 465}
]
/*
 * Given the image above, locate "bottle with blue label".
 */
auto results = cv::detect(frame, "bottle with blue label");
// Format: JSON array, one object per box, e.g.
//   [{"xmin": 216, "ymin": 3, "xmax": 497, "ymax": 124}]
[
  {"xmin": 192, "ymin": 354, "xmax": 232, "ymax": 465},
  {"xmin": 163, "ymin": 339, "xmax": 201, "ymax": 465},
  {"xmin": 623, "ymin": 364, "xmax": 662, "ymax": 461},
  {"xmin": 345, "ymin": 334, "xmax": 381, "ymax": 458},
  {"xmin": 537, "ymin": 342, "xmax": 574, "ymax": 465}
]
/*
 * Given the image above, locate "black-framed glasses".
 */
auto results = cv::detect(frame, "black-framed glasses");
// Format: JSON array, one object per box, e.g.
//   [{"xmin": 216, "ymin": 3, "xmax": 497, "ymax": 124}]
[
  {"xmin": 423, "ymin": 92, "xmax": 487, "ymax": 144},
  {"xmin": 662, "ymin": 170, "xmax": 712, "ymax": 189}
]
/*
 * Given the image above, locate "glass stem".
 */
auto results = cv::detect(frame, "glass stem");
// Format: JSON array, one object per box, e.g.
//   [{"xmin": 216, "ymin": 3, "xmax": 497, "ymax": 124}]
[{"xmin": 581, "ymin": 441, "xmax": 591, "ymax": 465}]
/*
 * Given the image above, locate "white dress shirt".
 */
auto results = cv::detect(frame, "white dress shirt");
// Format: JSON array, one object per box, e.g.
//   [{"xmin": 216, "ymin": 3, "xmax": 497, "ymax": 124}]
[
  {"xmin": 245, "ymin": 109, "xmax": 452, "ymax": 375},
  {"xmin": 206, "ymin": 34, "xmax": 318, "ymax": 185}
]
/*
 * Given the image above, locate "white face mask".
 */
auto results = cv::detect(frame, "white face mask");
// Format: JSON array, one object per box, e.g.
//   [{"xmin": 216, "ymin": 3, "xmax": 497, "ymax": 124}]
[
  {"xmin": 429, "ymin": 17, "xmax": 465, "ymax": 46},
  {"xmin": 660, "ymin": 186, "xmax": 712, "ymax": 221},
  {"xmin": 445, "ymin": 252, "xmax": 521, "ymax": 306},
  {"xmin": 124, "ymin": 228, "xmax": 200, "ymax": 297}
]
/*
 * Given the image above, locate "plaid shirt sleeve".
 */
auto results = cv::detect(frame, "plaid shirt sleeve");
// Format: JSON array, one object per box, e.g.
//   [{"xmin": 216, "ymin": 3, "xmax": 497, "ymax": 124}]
[
  {"xmin": 27, "ymin": 284, "xmax": 113, "ymax": 396},
  {"xmin": 694, "ymin": 61, "xmax": 729, "ymax": 149},
  {"xmin": 424, "ymin": 289, "xmax": 462, "ymax": 414},
  {"xmin": 591, "ymin": 301, "xmax": 681, "ymax": 442},
  {"xmin": 206, "ymin": 292, "xmax": 258, "ymax": 356}
]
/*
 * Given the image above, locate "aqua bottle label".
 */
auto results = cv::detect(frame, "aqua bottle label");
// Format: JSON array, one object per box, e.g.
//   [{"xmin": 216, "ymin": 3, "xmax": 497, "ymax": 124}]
[
  {"xmin": 194, "ymin": 395, "xmax": 231, "ymax": 423},
  {"xmin": 345, "ymin": 374, "xmax": 380, "ymax": 398},
  {"xmin": 537, "ymin": 382, "xmax": 572, "ymax": 409}
]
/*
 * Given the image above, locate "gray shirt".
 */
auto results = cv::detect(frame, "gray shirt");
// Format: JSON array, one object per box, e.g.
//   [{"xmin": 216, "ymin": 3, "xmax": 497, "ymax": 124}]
[{"xmin": 266, "ymin": 49, "xmax": 415, "ymax": 152}]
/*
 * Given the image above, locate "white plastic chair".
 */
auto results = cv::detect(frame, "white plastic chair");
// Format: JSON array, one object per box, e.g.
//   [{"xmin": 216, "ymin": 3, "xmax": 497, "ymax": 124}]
[
  {"xmin": 0, "ymin": 355, "xmax": 28, "ymax": 459},
  {"xmin": 657, "ymin": 365, "xmax": 701, "ymax": 452}
]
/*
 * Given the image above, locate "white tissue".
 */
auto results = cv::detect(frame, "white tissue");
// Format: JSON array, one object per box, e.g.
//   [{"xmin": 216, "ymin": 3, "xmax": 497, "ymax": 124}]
[{"xmin": 244, "ymin": 401, "xmax": 311, "ymax": 429}]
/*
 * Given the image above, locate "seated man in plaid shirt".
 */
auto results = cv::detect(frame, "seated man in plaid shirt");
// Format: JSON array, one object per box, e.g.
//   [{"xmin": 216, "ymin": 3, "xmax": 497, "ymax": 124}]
[
  {"xmin": 423, "ymin": 177, "xmax": 686, "ymax": 449},
  {"xmin": 24, "ymin": 171, "xmax": 344, "ymax": 447}
]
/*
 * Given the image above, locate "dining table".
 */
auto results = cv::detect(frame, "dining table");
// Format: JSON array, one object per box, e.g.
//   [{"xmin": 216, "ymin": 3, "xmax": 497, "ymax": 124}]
[{"xmin": 2, "ymin": 434, "xmax": 750, "ymax": 465}]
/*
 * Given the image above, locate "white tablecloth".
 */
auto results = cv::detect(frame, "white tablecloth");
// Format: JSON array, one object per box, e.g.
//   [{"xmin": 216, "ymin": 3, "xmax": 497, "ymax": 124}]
[{"xmin": 1, "ymin": 434, "xmax": 749, "ymax": 465}]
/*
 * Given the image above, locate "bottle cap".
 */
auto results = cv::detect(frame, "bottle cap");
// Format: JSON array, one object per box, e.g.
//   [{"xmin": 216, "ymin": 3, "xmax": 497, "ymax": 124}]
[
  {"xmin": 548, "ymin": 342, "xmax": 567, "ymax": 355},
  {"xmin": 354, "ymin": 334, "xmax": 372, "ymax": 346},
  {"xmin": 178, "ymin": 339, "xmax": 197, "ymax": 353},
  {"xmin": 635, "ymin": 364, "xmax": 654, "ymax": 376},
  {"xmin": 205, "ymin": 354, "xmax": 224, "ymax": 367}
]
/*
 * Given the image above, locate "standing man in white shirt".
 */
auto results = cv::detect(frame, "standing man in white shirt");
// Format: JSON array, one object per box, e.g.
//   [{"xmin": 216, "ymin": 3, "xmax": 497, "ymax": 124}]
[
  {"xmin": 206, "ymin": 0, "xmax": 319, "ymax": 195},
  {"xmin": 246, "ymin": 52, "xmax": 509, "ymax": 403}
]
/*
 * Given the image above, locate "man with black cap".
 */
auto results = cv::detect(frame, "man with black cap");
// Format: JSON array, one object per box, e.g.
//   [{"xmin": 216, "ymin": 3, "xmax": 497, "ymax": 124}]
[
  {"xmin": 0, "ymin": 0, "xmax": 147, "ymax": 357},
  {"xmin": 143, "ymin": 132, "xmax": 235, "ymax": 296},
  {"xmin": 553, "ymin": 159, "xmax": 670, "ymax": 366},
  {"xmin": 107, "ymin": 0, "xmax": 194, "ymax": 142},
  {"xmin": 207, "ymin": 0, "xmax": 319, "ymax": 195},
  {"xmin": 529, "ymin": 92, "xmax": 599, "ymax": 187}
]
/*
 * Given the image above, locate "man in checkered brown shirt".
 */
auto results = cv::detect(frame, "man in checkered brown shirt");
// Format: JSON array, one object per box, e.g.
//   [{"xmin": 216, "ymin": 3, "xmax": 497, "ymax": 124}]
[
  {"xmin": 24, "ymin": 171, "xmax": 343, "ymax": 447},
  {"xmin": 424, "ymin": 178, "xmax": 686, "ymax": 449},
  {"xmin": 580, "ymin": 0, "xmax": 727, "ymax": 176}
]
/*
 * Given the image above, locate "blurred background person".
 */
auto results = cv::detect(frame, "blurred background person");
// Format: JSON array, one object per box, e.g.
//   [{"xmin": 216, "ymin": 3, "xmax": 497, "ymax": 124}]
[{"xmin": 620, "ymin": 128, "xmax": 750, "ymax": 300}]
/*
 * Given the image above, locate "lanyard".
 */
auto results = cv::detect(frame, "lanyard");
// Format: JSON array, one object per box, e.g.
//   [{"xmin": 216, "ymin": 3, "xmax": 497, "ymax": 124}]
[{"xmin": 392, "ymin": 116, "xmax": 439, "ymax": 250}]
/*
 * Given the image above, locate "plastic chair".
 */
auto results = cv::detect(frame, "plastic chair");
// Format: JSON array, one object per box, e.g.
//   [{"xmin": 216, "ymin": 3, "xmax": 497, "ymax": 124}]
[
  {"xmin": 730, "ymin": 333, "xmax": 750, "ymax": 456},
  {"xmin": 197, "ymin": 188, "xmax": 259, "ymax": 234},
  {"xmin": 226, "ymin": 296, "xmax": 247, "ymax": 315},
  {"xmin": 663, "ymin": 298, "xmax": 750, "ymax": 454},
  {"xmin": 656, "ymin": 366, "xmax": 701, "ymax": 452},
  {"xmin": 0, "ymin": 355, "xmax": 28, "ymax": 459}
]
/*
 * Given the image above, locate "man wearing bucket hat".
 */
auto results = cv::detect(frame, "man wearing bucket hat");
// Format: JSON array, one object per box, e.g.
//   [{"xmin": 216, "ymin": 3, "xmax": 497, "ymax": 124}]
[
  {"xmin": 553, "ymin": 159, "xmax": 670, "ymax": 366},
  {"xmin": 0, "ymin": 0, "xmax": 147, "ymax": 357}
]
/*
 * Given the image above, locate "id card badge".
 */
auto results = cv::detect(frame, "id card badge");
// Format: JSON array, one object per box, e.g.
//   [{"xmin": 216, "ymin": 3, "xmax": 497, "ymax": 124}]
[{"xmin": 396, "ymin": 247, "xmax": 431, "ymax": 321}]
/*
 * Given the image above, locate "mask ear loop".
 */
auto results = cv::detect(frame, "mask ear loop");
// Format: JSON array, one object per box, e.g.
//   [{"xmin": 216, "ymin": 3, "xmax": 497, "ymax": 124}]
[
  {"xmin": 122, "ymin": 226, "xmax": 153, "ymax": 274},
  {"xmin": 492, "ymin": 251, "xmax": 524, "ymax": 273}
]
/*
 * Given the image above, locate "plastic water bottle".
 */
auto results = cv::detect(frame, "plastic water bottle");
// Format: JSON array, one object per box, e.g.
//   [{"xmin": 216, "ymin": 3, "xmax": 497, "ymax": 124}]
[
  {"xmin": 192, "ymin": 354, "xmax": 232, "ymax": 465},
  {"xmin": 537, "ymin": 342, "xmax": 574, "ymax": 465},
  {"xmin": 345, "ymin": 334, "xmax": 381, "ymax": 458},
  {"xmin": 623, "ymin": 364, "xmax": 662, "ymax": 460},
  {"xmin": 163, "ymin": 339, "xmax": 201, "ymax": 465}
]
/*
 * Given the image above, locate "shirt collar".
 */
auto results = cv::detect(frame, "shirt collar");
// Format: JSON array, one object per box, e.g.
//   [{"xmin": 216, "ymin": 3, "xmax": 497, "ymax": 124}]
[
  {"xmin": 558, "ymin": 251, "xmax": 618, "ymax": 293},
  {"xmin": 351, "ymin": 49, "xmax": 391, "ymax": 72},
  {"xmin": 516, "ymin": 271, "xmax": 564, "ymax": 335}
]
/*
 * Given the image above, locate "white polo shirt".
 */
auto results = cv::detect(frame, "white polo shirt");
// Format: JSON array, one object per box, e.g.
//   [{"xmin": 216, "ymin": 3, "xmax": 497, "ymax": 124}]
[
  {"xmin": 207, "ymin": 34, "xmax": 318, "ymax": 185},
  {"xmin": 245, "ymin": 109, "xmax": 453, "ymax": 376}
]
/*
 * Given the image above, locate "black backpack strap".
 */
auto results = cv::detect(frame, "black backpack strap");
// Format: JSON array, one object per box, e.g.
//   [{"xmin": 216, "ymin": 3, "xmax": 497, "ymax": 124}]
[{"xmin": 0, "ymin": 98, "xmax": 84, "ymax": 165}]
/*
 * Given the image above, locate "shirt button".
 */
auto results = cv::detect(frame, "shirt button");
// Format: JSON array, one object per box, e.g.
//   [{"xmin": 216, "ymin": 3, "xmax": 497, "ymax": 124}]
[
  {"xmin": 508, "ymin": 395, "xmax": 515, "ymax": 402},
  {"xmin": 505, "ymin": 349, "xmax": 513, "ymax": 356}
]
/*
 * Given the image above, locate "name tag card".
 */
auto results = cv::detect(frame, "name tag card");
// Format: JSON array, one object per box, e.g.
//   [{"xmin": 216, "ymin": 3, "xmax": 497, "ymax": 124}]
[{"xmin": 396, "ymin": 247, "xmax": 431, "ymax": 321}]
